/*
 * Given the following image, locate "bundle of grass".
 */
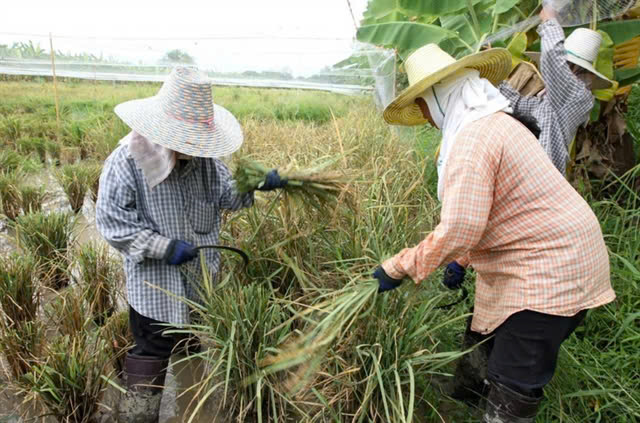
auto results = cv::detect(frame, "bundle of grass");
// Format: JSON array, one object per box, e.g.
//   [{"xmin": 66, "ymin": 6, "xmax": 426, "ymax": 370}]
[
  {"xmin": 178, "ymin": 270, "xmax": 299, "ymax": 422},
  {"xmin": 234, "ymin": 157, "xmax": 348, "ymax": 211},
  {"xmin": 260, "ymin": 277, "xmax": 379, "ymax": 380},
  {"xmin": 20, "ymin": 333, "xmax": 113, "ymax": 423},
  {"xmin": 55, "ymin": 163, "xmax": 94, "ymax": 213},
  {"xmin": 76, "ymin": 242, "xmax": 122, "ymax": 325},
  {"xmin": 14, "ymin": 211, "xmax": 75, "ymax": 290},
  {"xmin": 99, "ymin": 311, "xmax": 133, "ymax": 377},
  {"xmin": 0, "ymin": 171, "xmax": 22, "ymax": 220},
  {"xmin": 18, "ymin": 185, "xmax": 47, "ymax": 214}
]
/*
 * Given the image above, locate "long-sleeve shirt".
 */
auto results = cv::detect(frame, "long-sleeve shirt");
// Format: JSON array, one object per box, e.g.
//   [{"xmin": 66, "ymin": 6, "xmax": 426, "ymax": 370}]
[
  {"xmin": 498, "ymin": 19, "xmax": 594, "ymax": 175},
  {"xmin": 96, "ymin": 143, "xmax": 253, "ymax": 325},
  {"xmin": 382, "ymin": 112, "xmax": 615, "ymax": 334}
]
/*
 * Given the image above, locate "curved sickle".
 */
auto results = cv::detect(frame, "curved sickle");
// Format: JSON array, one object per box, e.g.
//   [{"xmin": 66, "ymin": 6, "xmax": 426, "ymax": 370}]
[
  {"xmin": 435, "ymin": 286, "xmax": 469, "ymax": 310},
  {"xmin": 194, "ymin": 245, "xmax": 250, "ymax": 270}
]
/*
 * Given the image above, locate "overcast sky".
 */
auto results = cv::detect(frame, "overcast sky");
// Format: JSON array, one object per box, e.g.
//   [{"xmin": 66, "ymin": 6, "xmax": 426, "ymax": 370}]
[{"xmin": 1, "ymin": 0, "xmax": 371, "ymax": 76}]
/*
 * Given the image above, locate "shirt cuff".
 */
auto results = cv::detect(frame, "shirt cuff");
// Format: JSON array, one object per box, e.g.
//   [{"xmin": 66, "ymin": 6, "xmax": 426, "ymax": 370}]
[
  {"xmin": 538, "ymin": 18, "xmax": 564, "ymax": 40},
  {"xmin": 382, "ymin": 256, "xmax": 406, "ymax": 281}
]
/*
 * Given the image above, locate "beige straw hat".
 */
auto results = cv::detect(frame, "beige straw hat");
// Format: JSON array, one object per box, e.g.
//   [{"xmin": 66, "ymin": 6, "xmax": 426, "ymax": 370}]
[
  {"xmin": 525, "ymin": 28, "xmax": 614, "ymax": 90},
  {"xmin": 384, "ymin": 45, "xmax": 512, "ymax": 126},
  {"xmin": 115, "ymin": 67, "xmax": 243, "ymax": 158}
]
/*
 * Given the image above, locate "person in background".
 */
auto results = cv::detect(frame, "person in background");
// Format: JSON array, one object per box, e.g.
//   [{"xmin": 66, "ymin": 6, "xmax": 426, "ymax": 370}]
[
  {"xmin": 441, "ymin": 7, "xmax": 615, "ymax": 389},
  {"xmin": 96, "ymin": 67, "xmax": 287, "ymax": 423},
  {"xmin": 373, "ymin": 38, "xmax": 615, "ymax": 422}
]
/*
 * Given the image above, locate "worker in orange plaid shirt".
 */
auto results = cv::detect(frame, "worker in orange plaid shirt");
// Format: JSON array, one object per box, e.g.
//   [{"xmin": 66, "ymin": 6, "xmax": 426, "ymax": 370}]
[{"xmin": 376, "ymin": 38, "xmax": 615, "ymax": 423}]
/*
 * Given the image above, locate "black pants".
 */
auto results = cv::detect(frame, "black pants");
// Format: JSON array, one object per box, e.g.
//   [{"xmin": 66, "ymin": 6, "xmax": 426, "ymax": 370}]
[
  {"xmin": 129, "ymin": 305, "xmax": 201, "ymax": 359},
  {"xmin": 479, "ymin": 309, "xmax": 587, "ymax": 396}
]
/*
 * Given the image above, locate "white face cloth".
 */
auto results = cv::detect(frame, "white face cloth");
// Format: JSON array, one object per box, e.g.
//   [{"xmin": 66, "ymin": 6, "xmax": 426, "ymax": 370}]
[
  {"xmin": 421, "ymin": 69, "xmax": 512, "ymax": 200},
  {"xmin": 120, "ymin": 131, "xmax": 177, "ymax": 189}
]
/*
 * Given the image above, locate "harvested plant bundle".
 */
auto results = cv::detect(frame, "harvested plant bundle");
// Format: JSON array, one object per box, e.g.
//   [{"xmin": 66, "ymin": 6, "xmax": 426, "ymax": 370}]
[
  {"xmin": 234, "ymin": 157, "xmax": 347, "ymax": 210},
  {"xmin": 45, "ymin": 289, "xmax": 92, "ymax": 338},
  {"xmin": 14, "ymin": 211, "xmax": 75, "ymax": 290},
  {"xmin": 260, "ymin": 279, "xmax": 379, "ymax": 383}
]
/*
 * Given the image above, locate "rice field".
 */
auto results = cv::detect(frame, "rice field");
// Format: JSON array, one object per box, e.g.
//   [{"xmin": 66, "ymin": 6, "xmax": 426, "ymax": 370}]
[{"xmin": 0, "ymin": 76, "xmax": 639, "ymax": 422}]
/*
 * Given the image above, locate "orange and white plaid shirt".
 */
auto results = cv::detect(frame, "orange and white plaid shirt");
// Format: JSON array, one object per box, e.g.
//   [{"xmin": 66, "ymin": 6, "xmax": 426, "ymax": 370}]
[{"xmin": 383, "ymin": 112, "xmax": 615, "ymax": 334}]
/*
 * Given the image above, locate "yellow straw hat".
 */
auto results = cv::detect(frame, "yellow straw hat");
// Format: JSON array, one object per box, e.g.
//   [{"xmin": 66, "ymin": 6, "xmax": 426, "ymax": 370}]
[{"xmin": 383, "ymin": 45, "xmax": 512, "ymax": 126}]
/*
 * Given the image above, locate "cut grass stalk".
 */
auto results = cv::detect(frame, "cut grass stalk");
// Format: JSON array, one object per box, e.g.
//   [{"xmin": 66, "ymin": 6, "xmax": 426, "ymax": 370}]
[{"xmin": 234, "ymin": 156, "xmax": 349, "ymax": 211}]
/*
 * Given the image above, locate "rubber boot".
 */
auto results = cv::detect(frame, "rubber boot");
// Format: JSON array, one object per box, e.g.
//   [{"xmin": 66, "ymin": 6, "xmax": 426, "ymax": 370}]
[
  {"xmin": 449, "ymin": 314, "xmax": 493, "ymax": 405},
  {"xmin": 483, "ymin": 380, "xmax": 542, "ymax": 423},
  {"xmin": 117, "ymin": 354, "xmax": 169, "ymax": 423}
]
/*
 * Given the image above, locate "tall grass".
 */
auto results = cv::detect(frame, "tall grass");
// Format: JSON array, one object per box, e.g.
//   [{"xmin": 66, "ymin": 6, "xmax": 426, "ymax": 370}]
[
  {"xmin": 0, "ymin": 171, "xmax": 22, "ymax": 220},
  {"xmin": 75, "ymin": 242, "xmax": 123, "ymax": 325},
  {"xmin": 56, "ymin": 163, "xmax": 96, "ymax": 213},
  {"xmin": 99, "ymin": 311, "xmax": 133, "ymax": 377},
  {"xmin": 14, "ymin": 211, "xmax": 75, "ymax": 290}
]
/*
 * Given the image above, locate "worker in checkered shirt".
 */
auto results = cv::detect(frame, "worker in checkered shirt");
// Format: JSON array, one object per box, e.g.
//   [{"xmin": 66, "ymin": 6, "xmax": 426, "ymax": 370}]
[
  {"xmin": 374, "ymin": 5, "xmax": 615, "ymax": 420},
  {"xmin": 96, "ymin": 67, "xmax": 287, "ymax": 422}
]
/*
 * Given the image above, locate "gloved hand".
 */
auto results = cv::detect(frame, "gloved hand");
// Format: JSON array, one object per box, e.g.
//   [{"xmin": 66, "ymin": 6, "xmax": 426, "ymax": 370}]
[
  {"xmin": 442, "ymin": 261, "xmax": 466, "ymax": 290},
  {"xmin": 164, "ymin": 240, "xmax": 198, "ymax": 265},
  {"xmin": 373, "ymin": 266, "xmax": 404, "ymax": 293},
  {"xmin": 257, "ymin": 169, "xmax": 288, "ymax": 191}
]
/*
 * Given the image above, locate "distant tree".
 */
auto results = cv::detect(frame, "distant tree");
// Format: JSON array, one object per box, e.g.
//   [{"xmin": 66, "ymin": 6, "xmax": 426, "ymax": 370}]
[{"xmin": 161, "ymin": 49, "xmax": 195, "ymax": 65}]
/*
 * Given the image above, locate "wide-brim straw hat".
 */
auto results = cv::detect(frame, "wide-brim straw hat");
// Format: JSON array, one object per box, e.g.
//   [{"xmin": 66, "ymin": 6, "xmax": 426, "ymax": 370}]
[
  {"xmin": 383, "ymin": 45, "xmax": 512, "ymax": 126},
  {"xmin": 115, "ymin": 67, "xmax": 243, "ymax": 158},
  {"xmin": 525, "ymin": 28, "xmax": 614, "ymax": 90}
]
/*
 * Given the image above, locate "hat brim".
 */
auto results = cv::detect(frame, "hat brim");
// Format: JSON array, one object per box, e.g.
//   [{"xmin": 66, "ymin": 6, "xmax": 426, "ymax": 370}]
[
  {"xmin": 114, "ymin": 96, "xmax": 243, "ymax": 158},
  {"xmin": 383, "ymin": 48, "xmax": 513, "ymax": 126},
  {"xmin": 524, "ymin": 51, "xmax": 614, "ymax": 90}
]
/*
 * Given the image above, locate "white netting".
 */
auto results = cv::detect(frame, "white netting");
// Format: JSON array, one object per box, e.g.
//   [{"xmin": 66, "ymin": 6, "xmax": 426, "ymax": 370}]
[{"xmin": 0, "ymin": 32, "xmax": 396, "ymax": 103}]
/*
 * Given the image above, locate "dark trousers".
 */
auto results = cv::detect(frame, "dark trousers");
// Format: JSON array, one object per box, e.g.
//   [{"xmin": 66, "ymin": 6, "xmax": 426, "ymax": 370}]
[
  {"xmin": 478, "ymin": 309, "xmax": 587, "ymax": 397},
  {"xmin": 129, "ymin": 305, "xmax": 201, "ymax": 359}
]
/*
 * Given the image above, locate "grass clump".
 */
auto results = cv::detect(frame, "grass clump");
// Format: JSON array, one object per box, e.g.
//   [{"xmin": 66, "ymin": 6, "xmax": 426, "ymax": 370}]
[
  {"xmin": 55, "ymin": 163, "xmax": 96, "ymax": 213},
  {"xmin": 0, "ymin": 253, "xmax": 40, "ymax": 325},
  {"xmin": 18, "ymin": 184, "xmax": 47, "ymax": 214},
  {"xmin": 0, "ymin": 320, "xmax": 45, "ymax": 380},
  {"xmin": 75, "ymin": 242, "xmax": 123, "ymax": 325},
  {"xmin": 14, "ymin": 211, "xmax": 75, "ymax": 290},
  {"xmin": 100, "ymin": 311, "xmax": 133, "ymax": 377},
  {"xmin": 21, "ymin": 334, "xmax": 112, "ymax": 423},
  {"xmin": 0, "ymin": 171, "xmax": 22, "ymax": 220}
]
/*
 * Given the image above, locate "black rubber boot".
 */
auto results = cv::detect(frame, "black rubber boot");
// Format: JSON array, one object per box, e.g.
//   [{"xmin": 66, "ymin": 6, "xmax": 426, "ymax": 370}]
[
  {"xmin": 483, "ymin": 380, "xmax": 542, "ymax": 423},
  {"xmin": 117, "ymin": 354, "xmax": 169, "ymax": 423},
  {"xmin": 449, "ymin": 314, "xmax": 493, "ymax": 405}
]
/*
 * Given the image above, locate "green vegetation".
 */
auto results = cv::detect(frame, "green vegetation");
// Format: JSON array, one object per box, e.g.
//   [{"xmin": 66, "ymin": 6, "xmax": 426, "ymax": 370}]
[{"xmin": 0, "ymin": 77, "xmax": 637, "ymax": 422}]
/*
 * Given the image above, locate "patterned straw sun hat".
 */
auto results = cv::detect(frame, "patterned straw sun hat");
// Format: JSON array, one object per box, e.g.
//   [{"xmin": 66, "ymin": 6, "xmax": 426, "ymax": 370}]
[
  {"xmin": 115, "ymin": 67, "xmax": 243, "ymax": 158},
  {"xmin": 383, "ymin": 45, "xmax": 512, "ymax": 126}
]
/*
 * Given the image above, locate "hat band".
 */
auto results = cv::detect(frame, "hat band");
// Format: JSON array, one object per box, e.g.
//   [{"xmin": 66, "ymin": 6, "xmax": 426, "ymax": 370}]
[
  {"xmin": 567, "ymin": 50, "xmax": 592, "ymax": 64},
  {"xmin": 165, "ymin": 110, "xmax": 215, "ymax": 128}
]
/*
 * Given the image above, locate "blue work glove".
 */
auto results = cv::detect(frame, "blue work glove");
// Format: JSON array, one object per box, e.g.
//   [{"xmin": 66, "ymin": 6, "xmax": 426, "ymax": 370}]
[
  {"xmin": 373, "ymin": 266, "xmax": 404, "ymax": 293},
  {"xmin": 442, "ymin": 261, "xmax": 466, "ymax": 290},
  {"xmin": 164, "ymin": 240, "xmax": 198, "ymax": 265},
  {"xmin": 257, "ymin": 169, "xmax": 288, "ymax": 191}
]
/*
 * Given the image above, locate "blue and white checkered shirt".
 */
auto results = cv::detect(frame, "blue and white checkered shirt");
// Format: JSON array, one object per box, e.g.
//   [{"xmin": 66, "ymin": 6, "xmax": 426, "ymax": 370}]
[
  {"xmin": 96, "ymin": 143, "xmax": 253, "ymax": 325},
  {"xmin": 499, "ymin": 19, "xmax": 594, "ymax": 175}
]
